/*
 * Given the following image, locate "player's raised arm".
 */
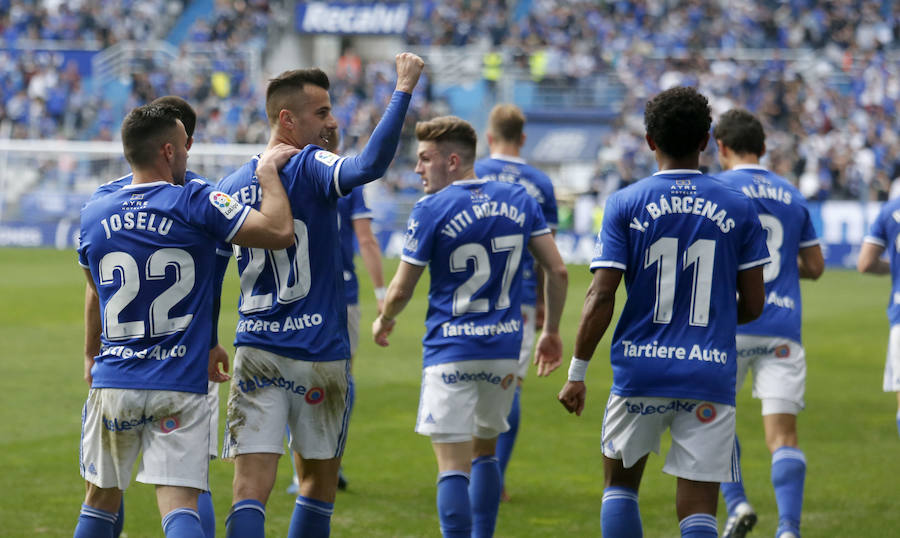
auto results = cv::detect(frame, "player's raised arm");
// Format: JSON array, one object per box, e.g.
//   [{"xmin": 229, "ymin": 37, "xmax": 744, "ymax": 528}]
[
  {"xmin": 335, "ymin": 53, "xmax": 424, "ymax": 195},
  {"xmin": 230, "ymin": 143, "xmax": 298, "ymax": 249},
  {"xmin": 373, "ymin": 261, "xmax": 425, "ymax": 347},
  {"xmin": 528, "ymin": 232, "xmax": 568, "ymax": 376}
]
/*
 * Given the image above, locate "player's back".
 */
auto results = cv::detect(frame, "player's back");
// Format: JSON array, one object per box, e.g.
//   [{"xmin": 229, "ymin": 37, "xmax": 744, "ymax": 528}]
[
  {"xmin": 475, "ymin": 155, "xmax": 558, "ymax": 305},
  {"xmin": 216, "ymin": 146, "xmax": 350, "ymax": 362},
  {"xmin": 401, "ymin": 179, "xmax": 549, "ymax": 367},
  {"xmin": 715, "ymin": 166, "xmax": 818, "ymax": 343},
  {"xmin": 592, "ymin": 171, "xmax": 768, "ymax": 405},
  {"xmin": 866, "ymin": 196, "xmax": 900, "ymax": 324},
  {"xmin": 78, "ymin": 179, "xmax": 250, "ymax": 393}
]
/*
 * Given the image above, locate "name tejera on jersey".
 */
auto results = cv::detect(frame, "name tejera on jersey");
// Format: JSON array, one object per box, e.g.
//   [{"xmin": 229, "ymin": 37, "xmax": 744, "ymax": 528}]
[
  {"xmin": 440, "ymin": 201, "xmax": 527, "ymax": 238},
  {"xmin": 639, "ymin": 195, "xmax": 735, "ymax": 233},
  {"xmin": 621, "ymin": 340, "xmax": 728, "ymax": 364},
  {"xmin": 99, "ymin": 211, "xmax": 174, "ymax": 239},
  {"xmin": 236, "ymin": 313, "xmax": 324, "ymax": 334}
]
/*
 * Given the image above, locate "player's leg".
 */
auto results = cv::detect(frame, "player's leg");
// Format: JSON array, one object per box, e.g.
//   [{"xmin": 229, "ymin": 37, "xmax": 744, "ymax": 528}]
[
  {"xmin": 721, "ymin": 336, "xmax": 758, "ymax": 537},
  {"xmin": 199, "ymin": 380, "xmax": 218, "ymax": 538},
  {"xmin": 602, "ymin": 455, "xmax": 647, "ymax": 537},
  {"xmin": 667, "ymin": 399, "xmax": 737, "ymax": 537},
  {"xmin": 495, "ymin": 305, "xmax": 535, "ymax": 501},
  {"xmin": 156, "ymin": 485, "xmax": 203, "ymax": 538},
  {"xmin": 433, "ymin": 439, "xmax": 475, "ymax": 538},
  {"xmin": 222, "ymin": 347, "xmax": 292, "ymax": 538},
  {"xmin": 285, "ymin": 358, "xmax": 352, "ymax": 538},
  {"xmin": 76, "ymin": 484, "xmax": 123, "ymax": 538}
]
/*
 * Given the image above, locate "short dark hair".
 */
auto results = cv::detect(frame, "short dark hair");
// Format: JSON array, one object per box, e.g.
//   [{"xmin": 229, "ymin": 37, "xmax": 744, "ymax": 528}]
[
  {"xmin": 713, "ymin": 108, "xmax": 765, "ymax": 157},
  {"xmin": 121, "ymin": 104, "xmax": 181, "ymax": 168},
  {"xmin": 151, "ymin": 95, "xmax": 196, "ymax": 138},
  {"xmin": 488, "ymin": 104, "xmax": 525, "ymax": 142},
  {"xmin": 644, "ymin": 87, "xmax": 712, "ymax": 159},
  {"xmin": 265, "ymin": 68, "xmax": 330, "ymax": 124},
  {"xmin": 415, "ymin": 116, "xmax": 477, "ymax": 165}
]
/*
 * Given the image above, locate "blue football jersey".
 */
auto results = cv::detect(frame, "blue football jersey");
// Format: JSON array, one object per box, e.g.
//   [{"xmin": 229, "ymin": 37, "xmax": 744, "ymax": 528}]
[
  {"xmin": 401, "ymin": 179, "xmax": 550, "ymax": 367},
  {"xmin": 88, "ymin": 170, "xmax": 208, "ymax": 203},
  {"xmin": 216, "ymin": 145, "xmax": 351, "ymax": 361},
  {"xmin": 475, "ymin": 154, "xmax": 558, "ymax": 306},
  {"xmin": 338, "ymin": 187, "xmax": 375, "ymax": 306},
  {"xmin": 590, "ymin": 170, "xmax": 769, "ymax": 405},
  {"xmin": 78, "ymin": 179, "xmax": 251, "ymax": 393},
  {"xmin": 715, "ymin": 165, "xmax": 819, "ymax": 343},
  {"xmin": 864, "ymin": 197, "xmax": 900, "ymax": 325}
]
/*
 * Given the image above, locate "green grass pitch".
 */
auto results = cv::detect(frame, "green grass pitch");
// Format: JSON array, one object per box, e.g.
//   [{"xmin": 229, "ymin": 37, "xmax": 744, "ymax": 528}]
[{"xmin": 0, "ymin": 247, "xmax": 897, "ymax": 536}]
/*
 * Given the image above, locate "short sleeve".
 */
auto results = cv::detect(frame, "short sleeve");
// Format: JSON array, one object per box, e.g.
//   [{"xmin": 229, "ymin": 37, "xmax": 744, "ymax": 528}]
[
  {"xmin": 349, "ymin": 187, "xmax": 374, "ymax": 220},
  {"xmin": 526, "ymin": 194, "xmax": 550, "ymax": 237},
  {"xmin": 798, "ymin": 202, "xmax": 820, "ymax": 249},
  {"xmin": 77, "ymin": 224, "xmax": 90, "ymax": 268},
  {"xmin": 187, "ymin": 182, "xmax": 252, "ymax": 243},
  {"xmin": 400, "ymin": 202, "xmax": 437, "ymax": 266},
  {"xmin": 738, "ymin": 201, "xmax": 771, "ymax": 271},
  {"xmin": 865, "ymin": 207, "xmax": 889, "ymax": 247},
  {"xmin": 539, "ymin": 176, "xmax": 559, "ymax": 229},
  {"xmin": 589, "ymin": 195, "xmax": 628, "ymax": 272}
]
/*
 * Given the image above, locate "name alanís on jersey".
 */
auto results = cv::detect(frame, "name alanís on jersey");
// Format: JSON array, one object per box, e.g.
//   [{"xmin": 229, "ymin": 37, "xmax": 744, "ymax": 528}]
[
  {"xmin": 636, "ymin": 194, "xmax": 735, "ymax": 234},
  {"xmin": 440, "ymin": 200, "xmax": 528, "ymax": 239},
  {"xmin": 479, "ymin": 171, "xmax": 545, "ymax": 204},
  {"xmin": 741, "ymin": 175, "xmax": 792, "ymax": 205}
]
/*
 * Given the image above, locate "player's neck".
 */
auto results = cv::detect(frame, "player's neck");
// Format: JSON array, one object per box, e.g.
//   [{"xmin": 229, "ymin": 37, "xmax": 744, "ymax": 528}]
[
  {"xmin": 727, "ymin": 155, "xmax": 762, "ymax": 169},
  {"xmin": 267, "ymin": 130, "xmax": 302, "ymax": 151},
  {"xmin": 131, "ymin": 165, "xmax": 174, "ymax": 185},
  {"xmin": 489, "ymin": 141, "xmax": 521, "ymax": 158},
  {"xmin": 656, "ymin": 154, "xmax": 700, "ymax": 172},
  {"xmin": 453, "ymin": 167, "xmax": 477, "ymax": 182}
]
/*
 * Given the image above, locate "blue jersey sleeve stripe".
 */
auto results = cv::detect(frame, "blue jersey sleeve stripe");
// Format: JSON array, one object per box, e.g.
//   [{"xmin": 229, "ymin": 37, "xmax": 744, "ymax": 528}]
[
  {"xmin": 400, "ymin": 254, "xmax": 428, "ymax": 266},
  {"xmin": 738, "ymin": 257, "xmax": 771, "ymax": 271},
  {"xmin": 351, "ymin": 211, "xmax": 375, "ymax": 220},
  {"xmin": 798, "ymin": 238, "xmax": 820, "ymax": 248},
  {"xmin": 224, "ymin": 206, "xmax": 252, "ymax": 242},
  {"xmin": 216, "ymin": 248, "xmax": 233, "ymax": 257},
  {"xmin": 863, "ymin": 235, "xmax": 886, "ymax": 247},
  {"xmin": 333, "ymin": 157, "xmax": 348, "ymax": 198},
  {"xmin": 590, "ymin": 260, "xmax": 626, "ymax": 270},
  {"xmin": 531, "ymin": 227, "xmax": 551, "ymax": 237}
]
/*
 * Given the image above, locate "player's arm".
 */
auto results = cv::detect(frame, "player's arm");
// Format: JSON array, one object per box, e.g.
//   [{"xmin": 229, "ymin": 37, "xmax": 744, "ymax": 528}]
[
  {"xmin": 352, "ymin": 217, "xmax": 386, "ymax": 312},
  {"xmin": 857, "ymin": 242, "xmax": 890, "ymax": 274},
  {"xmin": 372, "ymin": 261, "xmax": 425, "ymax": 347},
  {"xmin": 737, "ymin": 265, "xmax": 766, "ymax": 323},
  {"xmin": 528, "ymin": 232, "xmax": 568, "ymax": 376},
  {"xmin": 208, "ymin": 252, "xmax": 231, "ymax": 383},
  {"xmin": 230, "ymin": 143, "xmax": 297, "ymax": 249},
  {"xmin": 797, "ymin": 244, "xmax": 824, "ymax": 280},
  {"xmin": 533, "ymin": 229, "xmax": 557, "ymax": 327},
  {"xmin": 83, "ymin": 271, "xmax": 101, "ymax": 386},
  {"xmin": 558, "ymin": 268, "xmax": 623, "ymax": 416},
  {"xmin": 335, "ymin": 53, "xmax": 424, "ymax": 195}
]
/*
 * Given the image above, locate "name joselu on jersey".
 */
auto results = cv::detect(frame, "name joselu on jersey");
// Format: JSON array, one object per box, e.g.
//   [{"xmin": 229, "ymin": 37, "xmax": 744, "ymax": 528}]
[
  {"xmin": 640, "ymin": 195, "xmax": 735, "ymax": 233},
  {"xmin": 99, "ymin": 211, "xmax": 173, "ymax": 239},
  {"xmin": 440, "ymin": 201, "xmax": 528, "ymax": 238}
]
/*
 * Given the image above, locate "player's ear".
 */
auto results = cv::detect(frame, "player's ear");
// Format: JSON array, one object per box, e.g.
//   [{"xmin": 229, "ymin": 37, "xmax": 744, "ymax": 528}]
[
  {"xmin": 519, "ymin": 132, "xmax": 526, "ymax": 147},
  {"xmin": 279, "ymin": 109, "xmax": 294, "ymax": 130},
  {"xmin": 698, "ymin": 132, "xmax": 710, "ymax": 152},
  {"xmin": 162, "ymin": 141, "xmax": 175, "ymax": 163},
  {"xmin": 186, "ymin": 136, "xmax": 194, "ymax": 151},
  {"xmin": 644, "ymin": 134, "xmax": 657, "ymax": 151},
  {"xmin": 447, "ymin": 152, "xmax": 460, "ymax": 173},
  {"xmin": 760, "ymin": 142, "xmax": 766, "ymax": 158}
]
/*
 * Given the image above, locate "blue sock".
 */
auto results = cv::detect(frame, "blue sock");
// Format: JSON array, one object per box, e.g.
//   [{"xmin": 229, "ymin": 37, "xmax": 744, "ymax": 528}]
[
  {"xmin": 495, "ymin": 385, "xmax": 520, "ymax": 489},
  {"xmin": 772, "ymin": 446, "xmax": 805, "ymax": 535},
  {"xmin": 162, "ymin": 508, "xmax": 202, "ymax": 538},
  {"xmin": 74, "ymin": 504, "xmax": 117, "ymax": 538},
  {"xmin": 113, "ymin": 499, "xmax": 124, "ymax": 538},
  {"xmin": 198, "ymin": 491, "xmax": 215, "ymax": 538},
  {"xmin": 721, "ymin": 434, "xmax": 748, "ymax": 514},
  {"xmin": 601, "ymin": 486, "xmax": 642, "ymax": 537},
  {"xmin": 288, "ymin": 495, "xmax": 333, "ymax": 538},
  {"xmin": 437, "ymin": 471, "xmax": 471, "ymax": 538},
  {"xmin": 225, "ymin": 499, "xmax": 265, "ymax": 538},
  {"xmin": 469, "ymin": 456, "xmax": 501, "ymax": 538},
  {"xmin": 679, "ymin": 513, "xmax": 717, "ymax": 537}
]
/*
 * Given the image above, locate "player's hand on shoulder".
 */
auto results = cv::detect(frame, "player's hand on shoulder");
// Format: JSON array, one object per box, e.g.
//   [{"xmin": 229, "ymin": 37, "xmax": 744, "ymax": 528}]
[
  {"xmin": 258, "ymin": 143, "xmax": 301, "ymax": 172},
  {"xmin": 372, "ymin": 314, "xmax": 396, "ymax": 347},
  {"xmin": 208, "ymin": 344, "xmax": 231, "ymax": 383},
  {"xmin": 394, "ymin": 52, "xmax": 425, "ymax": 94},
  {"xmin": 558, "ymin": 381, "xmax": 586, "ymax": 416},
  {"xmin": 534, "ymin": 331, "xmax": 563, "ymax": 376}
]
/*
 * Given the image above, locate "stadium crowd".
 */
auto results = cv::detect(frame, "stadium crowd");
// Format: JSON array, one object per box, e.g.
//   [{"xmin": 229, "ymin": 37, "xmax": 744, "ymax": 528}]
[{"xmin": 0, "ymin": 0, "xmax": 899, "ymax": 202}]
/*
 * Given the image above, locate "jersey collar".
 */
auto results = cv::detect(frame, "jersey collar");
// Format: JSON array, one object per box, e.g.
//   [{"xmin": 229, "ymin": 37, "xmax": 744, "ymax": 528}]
[
  {"xmin": 653, "ymin": 169, "xmax": 702, "ymax": 176},
  {"xmin": 733, "ymin": 164, "xmax": 767, "ymax": 171},
  {"xmin": 453, "ymin": 178, "xmax": 490, "ymax": 186},
  {"xmin": 122, "ymin": 180, "xmax": 171, "ymax": 189},
  {"xmin": 490, "ymin": 153, "xmax": 526, "ymax": 164}
]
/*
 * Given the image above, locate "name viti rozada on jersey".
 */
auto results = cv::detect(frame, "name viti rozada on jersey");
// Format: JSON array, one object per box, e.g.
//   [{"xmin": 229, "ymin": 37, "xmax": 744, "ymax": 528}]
[{"xmin": 439, "ymin": 198, "xmax": 528, "ymax": 239}]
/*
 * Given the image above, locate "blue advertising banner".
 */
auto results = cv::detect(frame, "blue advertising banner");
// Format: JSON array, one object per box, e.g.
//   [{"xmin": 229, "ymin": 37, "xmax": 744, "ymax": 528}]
[{"xmin": 295, "ymin": 2, "xmax": 411, "ymax": 35}]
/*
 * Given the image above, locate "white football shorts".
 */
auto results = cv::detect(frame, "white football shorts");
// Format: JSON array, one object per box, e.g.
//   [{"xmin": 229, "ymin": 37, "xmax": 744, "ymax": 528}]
[
  {"xmin": 416, "ymin": 359, "xmax": 518, "ymax": 442},
  {"xmin": 347, "ymin": 303, "xmax": 361, "ymax": 358},
  {"xmin": 601, "ymin": 394, "xmax": 739, "ymax": 483},
  {"xmin": 517, "ymin": 304, "xmax": 537, "ymax": 379},
  {"xmin": 884, "ymin": 324, "xmax": 900, "ymax": 392},
  {"xmin": 222, "ymin": 346, "xmax": 351, "ymax": 460},
  {"xmin": 206, "ymin": 380, "xmax": 219, "ymax": 459},
  {"xmin": 80, "ymin": 388, "xmax": 211, "ymax": 491},
  {"xmin": 735, "ymin": 335, "xmax": 806, "ymax": 415}
]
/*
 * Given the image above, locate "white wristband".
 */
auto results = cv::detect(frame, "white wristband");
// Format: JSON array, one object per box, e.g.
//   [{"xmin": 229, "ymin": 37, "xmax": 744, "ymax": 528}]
[
  {"xmin": 374, "ymin": 287, "xmax": 387, "ymax": 301},
  {"xmin": 567, "ymin": 357, "xmax": 590, "ymax": 382}
]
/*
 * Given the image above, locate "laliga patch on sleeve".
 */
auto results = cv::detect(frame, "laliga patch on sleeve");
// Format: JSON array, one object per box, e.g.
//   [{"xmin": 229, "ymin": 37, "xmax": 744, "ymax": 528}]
[
  {"xmin": 314, "ymin": 150, "xmax": 340, "ymax": 167},
  {"xmin": 208, "ymin": 191, "xmax": 243, "ymax": 220}
]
